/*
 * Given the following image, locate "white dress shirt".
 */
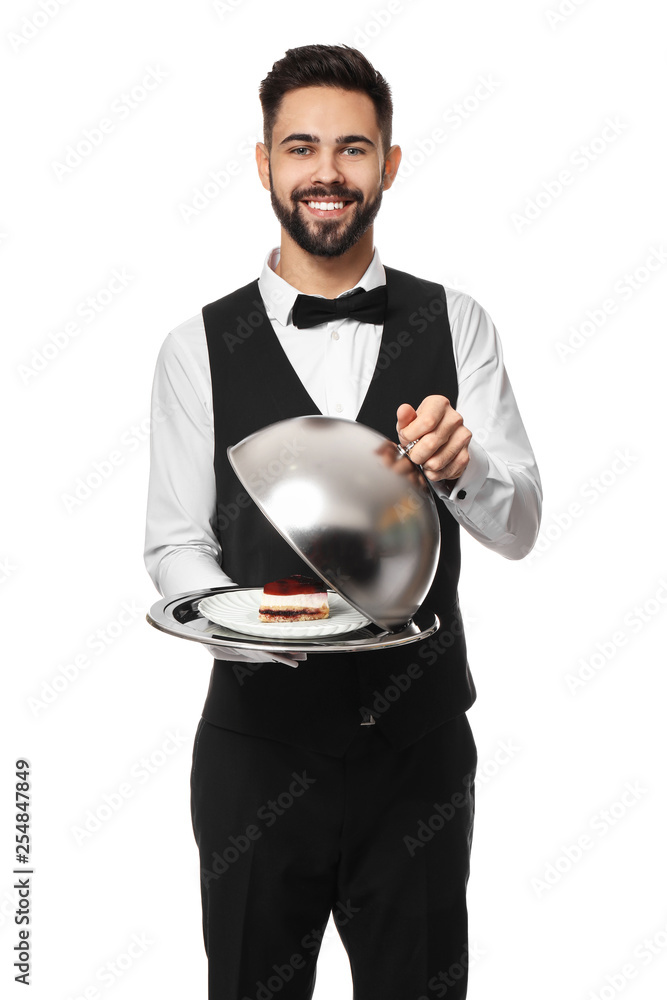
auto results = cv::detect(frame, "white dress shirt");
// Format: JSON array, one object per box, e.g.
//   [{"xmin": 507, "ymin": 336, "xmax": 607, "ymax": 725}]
[{"xmin": 144, "ymin": 246, "xmax": 542, "ymax": 599}]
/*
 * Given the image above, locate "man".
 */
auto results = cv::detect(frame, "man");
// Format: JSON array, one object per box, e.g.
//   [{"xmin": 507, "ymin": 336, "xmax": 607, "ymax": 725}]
[{"xmin": 145, "ymin": 43, "xmax": 541, "ymax": 1000}]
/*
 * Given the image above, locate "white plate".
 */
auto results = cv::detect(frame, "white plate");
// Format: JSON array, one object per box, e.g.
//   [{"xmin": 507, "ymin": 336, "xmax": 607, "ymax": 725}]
[{"xmin": 198, "ymin": 588, "xmax": 370, "ymax": 639}]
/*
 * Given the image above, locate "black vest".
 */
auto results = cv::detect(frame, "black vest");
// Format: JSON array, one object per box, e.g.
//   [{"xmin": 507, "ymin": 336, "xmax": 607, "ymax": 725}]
[{"xmin": 200, "ymin": 264, "xmax": 476, "ymax": 756}]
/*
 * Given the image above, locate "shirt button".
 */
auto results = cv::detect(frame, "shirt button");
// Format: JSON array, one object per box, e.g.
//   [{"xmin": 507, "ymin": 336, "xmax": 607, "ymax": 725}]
[
  {"xmin": 331, "ymin": 330, "xmax": 340, "ymax": 341},
  {"xmin": 456, "ymin": 489, "xmax": 467, "ymax": 500},
  {"xmin": 335, "ymin": 403, "xmax": 343, "ymax": 413}
]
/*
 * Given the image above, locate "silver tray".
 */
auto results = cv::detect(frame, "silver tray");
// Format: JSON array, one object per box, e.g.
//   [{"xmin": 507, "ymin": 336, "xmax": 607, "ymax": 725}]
[{"xmin": 146, "ymin": 586, "xmax": 440, "ymax": 653}]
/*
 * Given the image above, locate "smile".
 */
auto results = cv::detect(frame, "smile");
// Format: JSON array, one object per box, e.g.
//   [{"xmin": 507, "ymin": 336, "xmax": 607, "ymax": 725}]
[{"xmin": 301, "ymin": 200, "xmax": 354, "ymax": 218}]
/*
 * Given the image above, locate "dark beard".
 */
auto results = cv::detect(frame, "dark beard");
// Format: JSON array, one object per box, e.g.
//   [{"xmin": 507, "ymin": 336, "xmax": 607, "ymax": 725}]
[{"xmin": 269, "ymin": 169, "xmax": 384, "ymax": 258}]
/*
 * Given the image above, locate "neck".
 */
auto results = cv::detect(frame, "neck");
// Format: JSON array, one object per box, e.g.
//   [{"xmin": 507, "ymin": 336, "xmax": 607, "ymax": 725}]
[{"xmin": 274, "ymin": 230, "xmax": 374, "ymax": 297}]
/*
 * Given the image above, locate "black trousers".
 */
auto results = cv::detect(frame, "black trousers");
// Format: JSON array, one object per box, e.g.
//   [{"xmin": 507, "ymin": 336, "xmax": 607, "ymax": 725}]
[{"xmin": 190, "ymin": 714, "xmax": 477, "ymax": 1000}]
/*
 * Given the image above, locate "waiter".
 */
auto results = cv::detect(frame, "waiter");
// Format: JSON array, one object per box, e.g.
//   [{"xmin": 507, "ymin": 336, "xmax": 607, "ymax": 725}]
[{"xmin": 145, "ymin": 43, "xmax": 541, "ymax": 1000}]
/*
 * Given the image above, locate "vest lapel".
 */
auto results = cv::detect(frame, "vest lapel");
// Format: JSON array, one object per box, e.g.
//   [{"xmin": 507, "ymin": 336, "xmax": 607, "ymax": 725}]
[
  {"xmin": 245, "ymin": 282, "xmax": 322, "ymax": 418},
  {"xmin": 357, "ymin": 265, "xmax": 453, "ymax": 440}
]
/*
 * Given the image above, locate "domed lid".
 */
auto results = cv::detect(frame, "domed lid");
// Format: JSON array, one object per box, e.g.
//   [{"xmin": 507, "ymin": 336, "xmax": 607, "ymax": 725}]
[{"xmin": 227, "ymin": 415, "xmax": 440, "ymax": 631}]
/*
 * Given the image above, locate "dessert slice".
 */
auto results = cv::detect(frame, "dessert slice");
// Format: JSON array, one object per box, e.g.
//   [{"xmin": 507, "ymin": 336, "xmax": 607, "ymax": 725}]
[{"xmin": 259, "ymin": 574, "xmax": 329, "ymax": 623}]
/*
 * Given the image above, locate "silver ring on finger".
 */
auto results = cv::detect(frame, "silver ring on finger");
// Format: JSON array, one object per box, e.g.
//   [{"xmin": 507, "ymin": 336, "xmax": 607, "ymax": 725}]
[{"xmin": 396, "ymin": 438, "xmax": 420, "ymax": 459}]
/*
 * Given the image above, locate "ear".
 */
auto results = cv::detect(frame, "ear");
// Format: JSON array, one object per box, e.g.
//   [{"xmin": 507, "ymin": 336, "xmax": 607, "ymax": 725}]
[
  {"xmin": 256, "ymin": 142, "xmax": 271, "ymax": 192},
  {"xmin": 382, "ymin": 144, "xmax": 402, "ymax": 191}
]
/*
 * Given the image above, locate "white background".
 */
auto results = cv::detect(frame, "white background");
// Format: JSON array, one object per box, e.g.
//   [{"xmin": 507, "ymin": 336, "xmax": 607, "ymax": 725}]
[{"xmin": 2, "ymin": 0, "xmax": 666, "ymax": 998}]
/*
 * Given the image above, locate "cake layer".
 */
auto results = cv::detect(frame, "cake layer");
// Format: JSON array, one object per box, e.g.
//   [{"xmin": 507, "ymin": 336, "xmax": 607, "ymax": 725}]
[
  {"xmin": 260, "ymin": 574, "xmax": 329, "ymax": 622},
  {"xmin": 262, "ymin": 574, "xmax": 326, "ymax": 596},
  {"xmin": 260, "ymin": 591, "xmax": 327, "ymax": 610},
  {"xmin": 259, "ymin": 605, "xmax": 329, "ymax": 623}
]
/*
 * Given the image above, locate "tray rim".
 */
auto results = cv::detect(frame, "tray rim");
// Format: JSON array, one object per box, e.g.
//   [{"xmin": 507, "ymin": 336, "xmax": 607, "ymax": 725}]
[{"xmin": 146, "ymin": 586, "xmax": 440, "ymax": 653}]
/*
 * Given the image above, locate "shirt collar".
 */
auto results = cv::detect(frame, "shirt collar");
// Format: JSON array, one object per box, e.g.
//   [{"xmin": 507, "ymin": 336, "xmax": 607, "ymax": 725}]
[{"xmin": 258, "ymin": 245, "xmax": 385, "ymax": 327}]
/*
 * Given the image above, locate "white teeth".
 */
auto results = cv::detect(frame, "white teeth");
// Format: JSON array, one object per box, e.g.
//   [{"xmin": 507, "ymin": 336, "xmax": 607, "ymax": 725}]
[{"xmin": 306, "ymin": 201, "xmax": 346, "ymax": 211}]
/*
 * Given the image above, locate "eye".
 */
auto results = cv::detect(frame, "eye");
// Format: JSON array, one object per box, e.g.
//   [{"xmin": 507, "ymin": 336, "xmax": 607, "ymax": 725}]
[{"xmin": 288, "ymin": 146, "xmax": 365, "ymax": 156}]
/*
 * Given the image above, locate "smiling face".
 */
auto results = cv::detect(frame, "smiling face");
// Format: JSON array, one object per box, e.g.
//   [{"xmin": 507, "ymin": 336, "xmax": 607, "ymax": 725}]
[{"xmin": 257, "ymin": 86, "xmax": 401, "ymax": 258}]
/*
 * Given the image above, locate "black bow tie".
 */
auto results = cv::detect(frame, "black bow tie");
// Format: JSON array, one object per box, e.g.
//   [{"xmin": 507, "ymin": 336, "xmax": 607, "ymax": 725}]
[{"xmin": 291, "ymin": 284, "xmax": 387, "ymax": 329}]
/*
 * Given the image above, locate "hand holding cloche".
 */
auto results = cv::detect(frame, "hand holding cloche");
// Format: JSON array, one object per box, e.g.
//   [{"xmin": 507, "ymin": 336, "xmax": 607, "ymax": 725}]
[{"xmin": 396, "ymin": 396, "xmax": 472, "ymax": 483}]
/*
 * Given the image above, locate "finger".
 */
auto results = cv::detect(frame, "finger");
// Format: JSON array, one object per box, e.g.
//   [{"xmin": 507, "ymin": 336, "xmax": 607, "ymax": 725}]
[
  {"xmin": 270, "ymin": 655, "xmax": 300, "ymax": 668},
  {"xmin": 440, "ymin": 456, "xmax": 469, "ymax": 481},
  {"xmin": 399, "ymin": 412, "xmax": 460, "ymax": 465},
  {"xmin": 414, "ymin": 409, "xmax": 466, "ymax": 466},
  {"xmin": 396, "ymin": 403, "xmax": 418, "ymax": 441},
  {"xmin": 270, "ymin": 650, "xmax": 308, "ymax": 668},
  {"xmin": 419, "ymin": 422, "xmax": 470, "ymax": 473},
  {"xmin": 399, "ymin": 428, "xmax": 442, "ymax": 466},
  {"xmin": 203, "ymin": 644, "xmax": 251, "ymax": 661},
  {"xmin": 398, "ymin": 396, "xmax": 449, "ymax": 444},
  {"xmin": 423, "ymin": 440, "xmax": 471, "ymax": 481}
]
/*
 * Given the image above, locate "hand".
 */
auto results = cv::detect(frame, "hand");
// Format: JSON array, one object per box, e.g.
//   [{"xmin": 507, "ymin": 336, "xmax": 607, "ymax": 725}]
[
  {"xmin": 396, "ymin": 396, "xmax": 472, "ymax": 483},
  {"xmin": 203, "ymin": 644, "xmax": 307, "ymax": 668}
]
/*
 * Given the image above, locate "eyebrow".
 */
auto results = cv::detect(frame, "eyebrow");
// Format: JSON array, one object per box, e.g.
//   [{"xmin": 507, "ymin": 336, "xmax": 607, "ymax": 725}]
[{"xmin": 278, "ymin": 133, "xmax": 376, "ymax": 148}]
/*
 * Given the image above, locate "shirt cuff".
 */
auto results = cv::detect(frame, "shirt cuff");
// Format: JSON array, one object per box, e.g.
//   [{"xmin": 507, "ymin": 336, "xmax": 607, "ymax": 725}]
[{"xmin": 430, "ymin": 437, "xmax": 490, "ymax": 512}]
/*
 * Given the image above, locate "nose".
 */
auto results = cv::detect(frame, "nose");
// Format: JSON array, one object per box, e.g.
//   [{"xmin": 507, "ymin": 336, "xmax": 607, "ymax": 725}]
[{"xmin": 310, "ymin": 150, "xmax": 345, "ymax": 187}]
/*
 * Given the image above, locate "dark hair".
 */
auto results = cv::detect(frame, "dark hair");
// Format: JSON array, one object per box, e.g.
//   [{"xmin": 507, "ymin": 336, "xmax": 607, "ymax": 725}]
[{"xmin": 259, "ymin": 44, "xmax": 393, "ymax": 158}]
